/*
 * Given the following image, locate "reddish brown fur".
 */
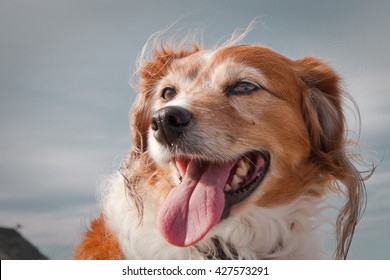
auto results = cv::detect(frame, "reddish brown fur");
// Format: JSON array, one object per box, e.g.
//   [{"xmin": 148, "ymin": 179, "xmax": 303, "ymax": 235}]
[
  {"xmin": 134, "ymin": 44, "xmax": 366, "ymax": 259},
  {"xmin": 75, "ymin": 42, "xmax": 369, "ymax": 260},
  {"xmin": 74, "ymin": 215, "xmax": 123, "ymax": 260}
]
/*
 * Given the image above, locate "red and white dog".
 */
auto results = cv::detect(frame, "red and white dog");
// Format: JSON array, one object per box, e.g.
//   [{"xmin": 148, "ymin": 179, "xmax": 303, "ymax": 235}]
[{"xmin": 74, "ymin": 31, "xmax": 368, "ymax": 260}]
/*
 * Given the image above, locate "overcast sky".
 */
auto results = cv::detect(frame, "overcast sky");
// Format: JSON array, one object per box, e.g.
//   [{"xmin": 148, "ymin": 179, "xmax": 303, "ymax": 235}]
[{"xmin": 0, "ymin": 0, "xmax": 389, "ymax": 259}]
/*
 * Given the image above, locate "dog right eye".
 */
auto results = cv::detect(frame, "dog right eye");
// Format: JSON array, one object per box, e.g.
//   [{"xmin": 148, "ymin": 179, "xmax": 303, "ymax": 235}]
[
  {"xmin": 226, "ymin": 81, "xmax": 260, "ymax": 96},
  {"xmin": 161, "ymin": 87, "xmax": 177, "ymax": 101}
]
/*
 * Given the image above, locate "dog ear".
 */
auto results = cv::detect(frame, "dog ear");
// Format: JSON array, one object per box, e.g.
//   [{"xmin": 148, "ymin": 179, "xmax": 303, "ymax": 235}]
[
  {"xmin": 296, "ymin": 57, "xmax": 367, "ymax": 260},
  {"xmin": 296, "ymin": 57, "xmax": 344, "ymax": 156},
  {"xmin": 130, "ymin": 45, "xmax": 199, "ymax": 154}
]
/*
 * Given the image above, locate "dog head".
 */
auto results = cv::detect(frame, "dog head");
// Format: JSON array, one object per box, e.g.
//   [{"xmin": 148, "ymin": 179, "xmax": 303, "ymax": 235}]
[{"xmin": 127, "ymin": 43, "xmax": 366, "ymax": 259}]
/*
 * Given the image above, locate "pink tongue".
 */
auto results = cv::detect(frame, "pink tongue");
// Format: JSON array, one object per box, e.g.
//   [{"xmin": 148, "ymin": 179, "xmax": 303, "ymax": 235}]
[{"xmin": 157, "ymin": 160, "xmax": 234, "ymax": 247}]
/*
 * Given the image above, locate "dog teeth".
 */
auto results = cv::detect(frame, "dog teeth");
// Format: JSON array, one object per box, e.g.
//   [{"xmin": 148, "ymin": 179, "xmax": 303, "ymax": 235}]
[
  {"xmin": 235, "ymin": 168, "xmax": 245, "ymax": 177},
  {"xmin": 225, "ymin": 158, "xmax": 255, "ymax": 193},
  {"xmin": 231, "ymin": 175, "xmax": 243, "ymax": 190},
  {"xmin": 236, "ymin": 159, "xmax": 249, "ymax": 177}
]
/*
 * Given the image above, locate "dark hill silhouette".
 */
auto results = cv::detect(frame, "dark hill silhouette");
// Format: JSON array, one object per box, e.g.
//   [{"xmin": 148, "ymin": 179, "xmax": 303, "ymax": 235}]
[{"xmin": 0, "ymin": 226, "xmax": 47, "ymax": 260}]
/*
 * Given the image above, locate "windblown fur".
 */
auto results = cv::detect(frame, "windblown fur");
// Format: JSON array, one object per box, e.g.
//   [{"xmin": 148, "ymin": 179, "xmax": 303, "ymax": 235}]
[{"xmin": 74, "ymin": 26, "xmax": 371, "ymax": 260}]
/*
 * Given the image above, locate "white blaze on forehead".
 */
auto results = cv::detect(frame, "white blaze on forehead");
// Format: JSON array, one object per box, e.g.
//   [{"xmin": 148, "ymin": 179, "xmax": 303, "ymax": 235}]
[
  {"xmin": 157, "ymin": 47, "xmax": 268, "ymax": 96},
  {"xmin": 153, "ymin": 50, "xmax": 216, "ymax": 104},
  {"xmin": 168, "ymin": 50, "xmax": 215, "ymax": 85},
  {"xmin": 155, "ymin": 48, "xmax": 270, "ymax": 107},
  {"xmin": 169, "ymin": 48, "xmax": 269, "ymax": 93}
]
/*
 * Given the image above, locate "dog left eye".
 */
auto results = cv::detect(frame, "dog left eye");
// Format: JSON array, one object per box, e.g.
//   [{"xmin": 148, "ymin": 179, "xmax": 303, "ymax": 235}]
[
  {"xmin": 227, "ymin": 81, "xmax": 259, "ymax": 95},
  {"xmin": 161, "ymin": 87, "xmax": 177, "ymax": 101}
]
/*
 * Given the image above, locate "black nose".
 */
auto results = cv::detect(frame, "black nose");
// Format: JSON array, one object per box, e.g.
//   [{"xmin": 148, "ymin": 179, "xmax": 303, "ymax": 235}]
[{"xmin": 151, "ymin": 106, "xmax": 193, "ymax": 145}]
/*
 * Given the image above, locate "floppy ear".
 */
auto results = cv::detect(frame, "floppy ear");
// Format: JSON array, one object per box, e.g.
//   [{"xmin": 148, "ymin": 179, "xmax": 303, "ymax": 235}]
[
  {"xmin": 130, "ymin": 45, "xmax": 199, "ymax": 154},
  {"xmin": 296, "ymin": 57, "xmax": 344, "ymax": 157},
  {"xmin": 296, "ymin": 57, "xmax": 366, "ymax": 260}
]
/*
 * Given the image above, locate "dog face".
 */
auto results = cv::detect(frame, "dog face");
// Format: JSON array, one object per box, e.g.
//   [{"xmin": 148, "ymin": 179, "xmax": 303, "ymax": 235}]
[{"xmin": 128, "ymin": 44, "xmax": 364, "ymax": 259}]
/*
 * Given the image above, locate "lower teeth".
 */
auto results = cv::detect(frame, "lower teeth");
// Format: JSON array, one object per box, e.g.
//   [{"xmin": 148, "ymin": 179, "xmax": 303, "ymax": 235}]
[{"xmin": 225, "ymin": 168, "xmax": 264, "ymax": 194}]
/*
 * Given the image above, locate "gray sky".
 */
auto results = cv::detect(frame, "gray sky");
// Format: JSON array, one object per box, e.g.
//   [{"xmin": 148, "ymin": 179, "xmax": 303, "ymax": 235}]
[{"xmin": 1, "ymin": 0, "xmax": 389, "ymax": 259}]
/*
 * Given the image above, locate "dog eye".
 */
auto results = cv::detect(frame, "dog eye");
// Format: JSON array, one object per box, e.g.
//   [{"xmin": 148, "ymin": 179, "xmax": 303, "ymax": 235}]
[
  {"xmin": 234, "ymin": 81, "xmax": 258, "ymax": 92},
  {"xmin": 227, "ymin": 81, "xmax": 259, "ymax": 95},
  {"xmin": 161, "ymin": 87, "xmax": 177, "ymax": 101}
]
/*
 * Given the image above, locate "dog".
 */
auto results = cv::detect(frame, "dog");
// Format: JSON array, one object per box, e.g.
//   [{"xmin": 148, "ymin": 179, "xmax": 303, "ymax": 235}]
[{"xmin": 74, "ymin": 31, "xmax": 369, "ymax": 260}]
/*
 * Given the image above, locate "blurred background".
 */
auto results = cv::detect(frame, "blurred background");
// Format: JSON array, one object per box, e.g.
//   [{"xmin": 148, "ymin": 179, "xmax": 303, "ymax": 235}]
[{"xmin": 0, "ymin": 0, "xmax": 389, "ymax": 259}]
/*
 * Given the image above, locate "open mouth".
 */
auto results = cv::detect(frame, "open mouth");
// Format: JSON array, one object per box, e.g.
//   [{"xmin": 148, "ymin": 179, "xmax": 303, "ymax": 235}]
[
  {"xmin": 157, "ymin": 151, "xmax": 269, "ymax": 247},
  {"xmin": 221, "ymin": 152, "xmax": 269, "ymax": 219}
]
